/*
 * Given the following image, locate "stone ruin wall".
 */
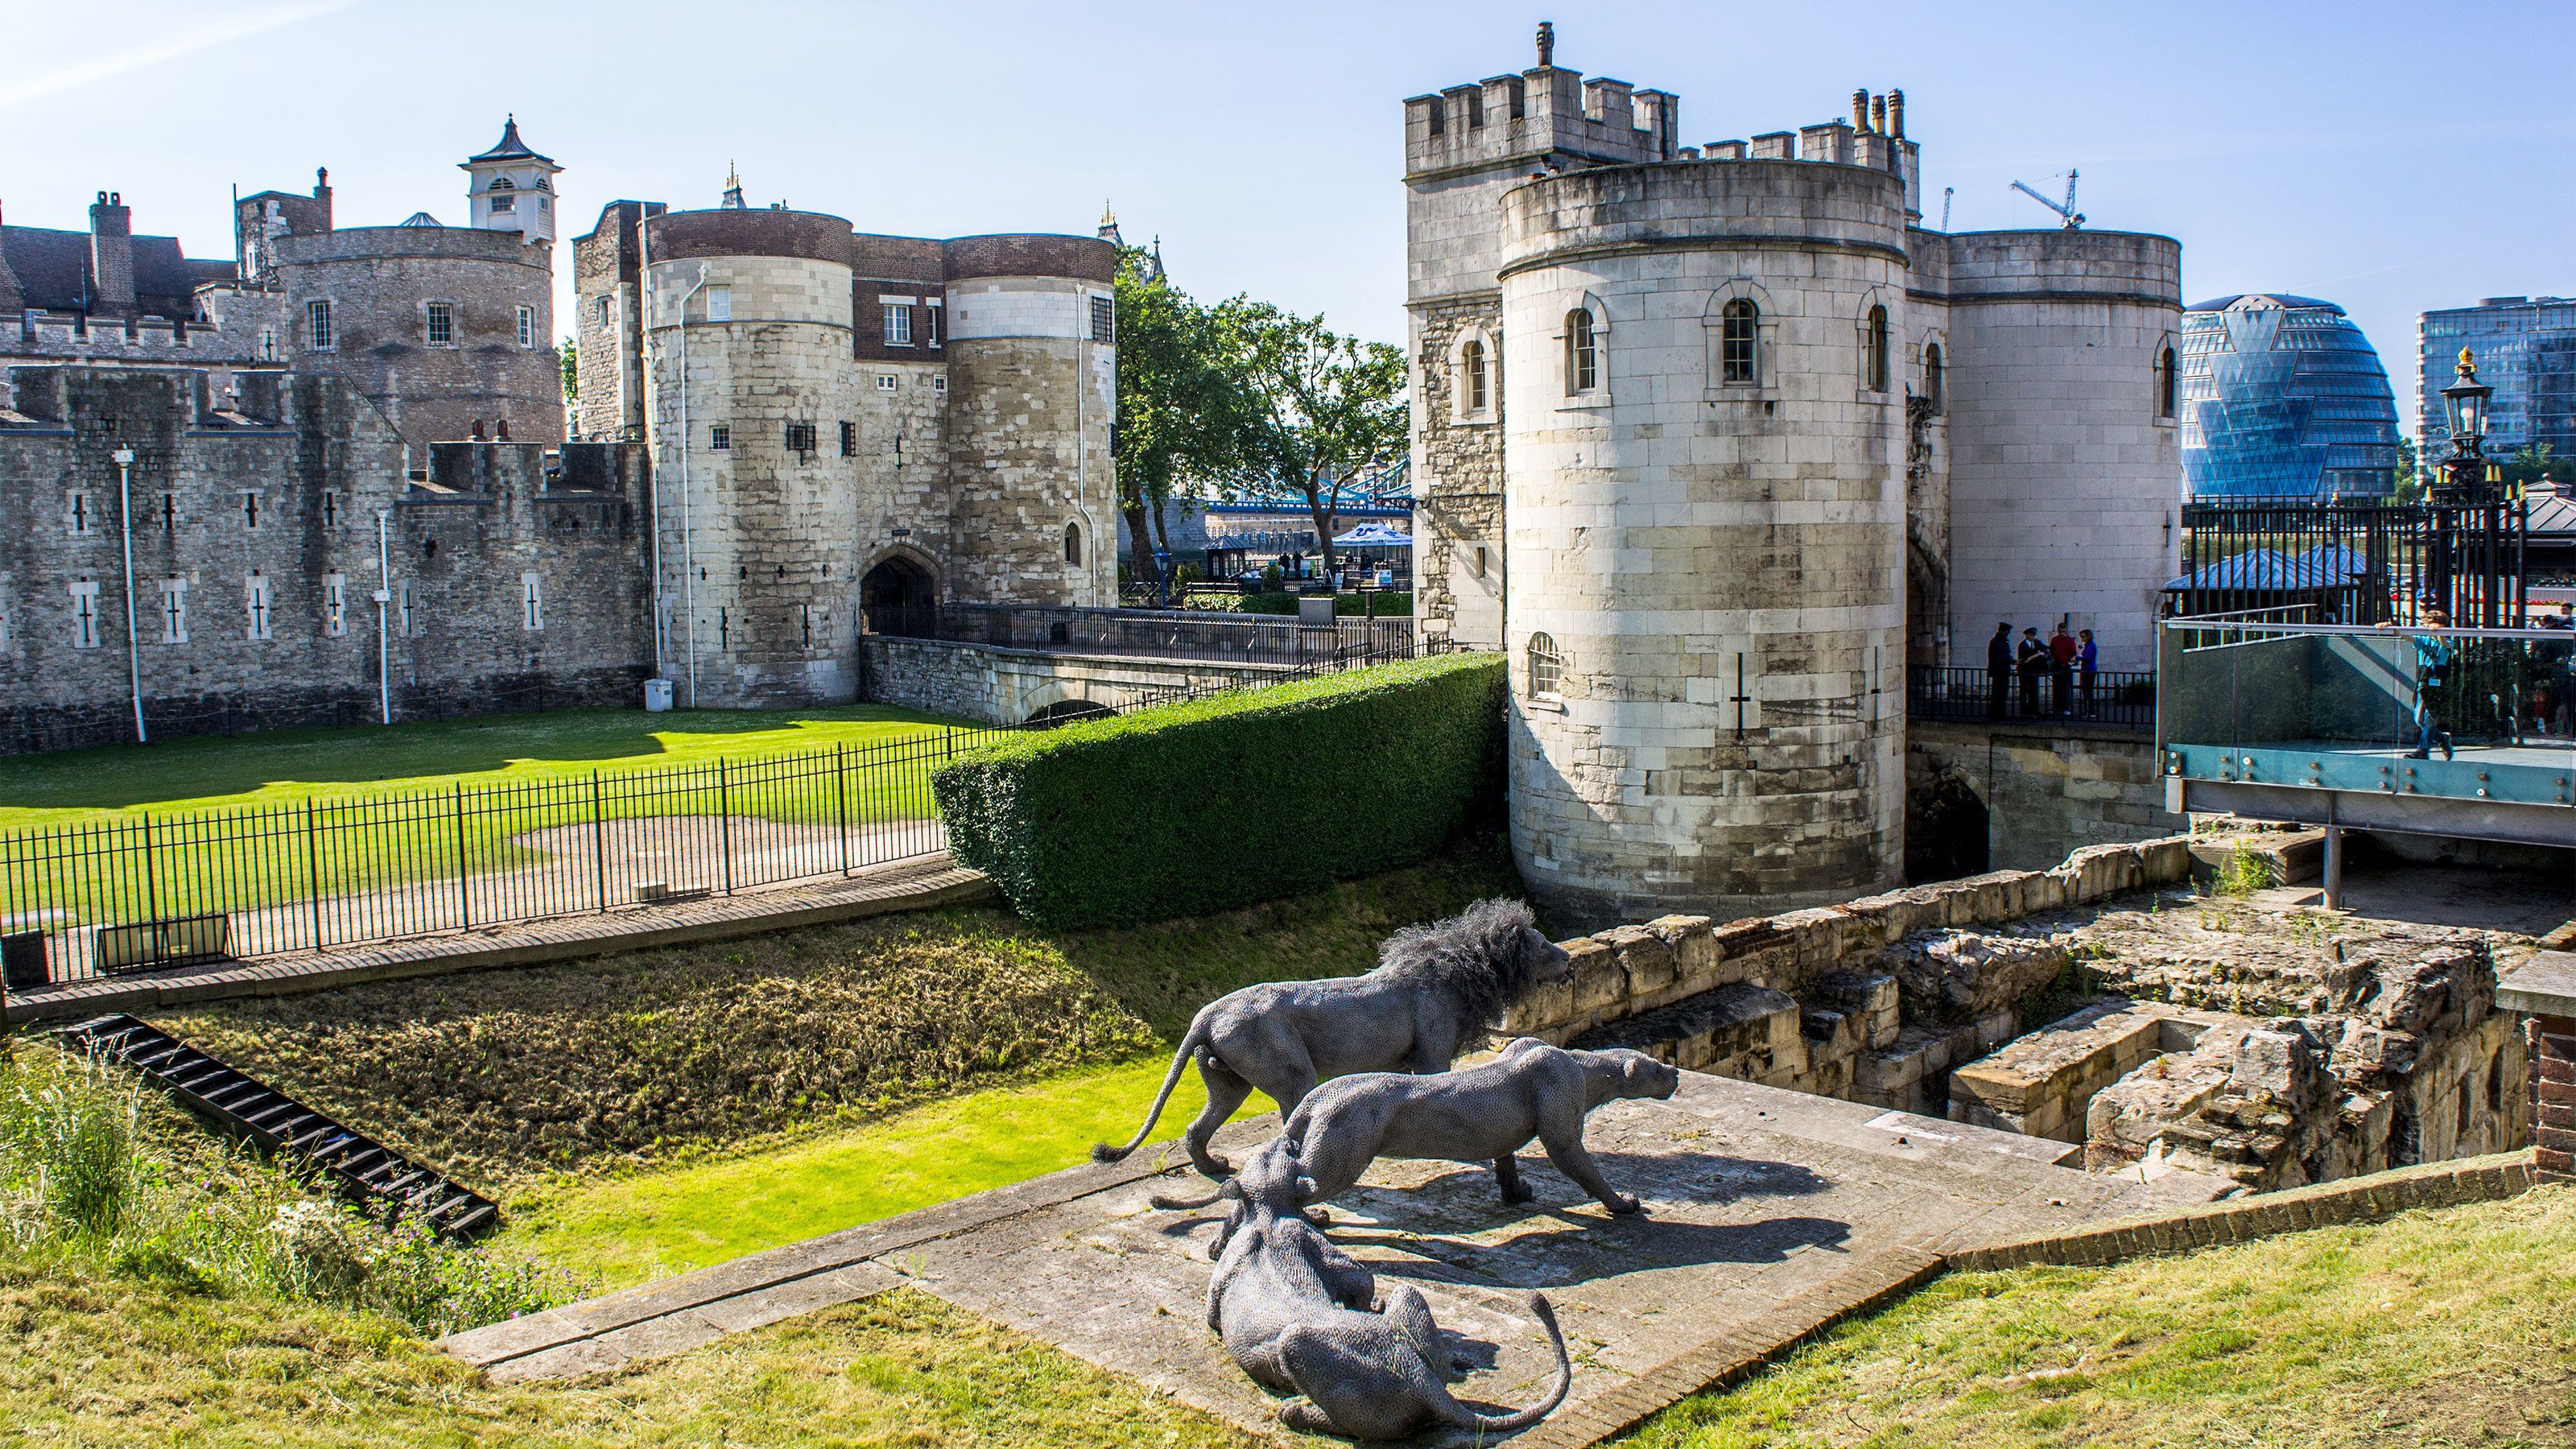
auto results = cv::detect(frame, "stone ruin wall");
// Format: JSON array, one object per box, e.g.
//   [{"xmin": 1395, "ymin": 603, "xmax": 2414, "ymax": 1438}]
[{"xmin": 1501, "ymin": 834, "xmax": 2530, "ymax": 1195}]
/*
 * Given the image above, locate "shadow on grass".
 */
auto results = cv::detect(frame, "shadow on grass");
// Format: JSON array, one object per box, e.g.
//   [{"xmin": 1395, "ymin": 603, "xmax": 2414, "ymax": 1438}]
[{"xmin": 0, "ymin": 704, "xmax": 968, "ymax": 811}]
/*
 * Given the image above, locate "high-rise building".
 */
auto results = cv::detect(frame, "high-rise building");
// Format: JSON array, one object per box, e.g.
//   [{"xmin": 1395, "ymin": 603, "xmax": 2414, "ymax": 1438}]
[
  {"xmin": 2178, "ymin": 294, "xmax": 2402, "ymax": 501},
  {"xmin": 2417, "ymin": 296, "xmax": 2576, "ymax": 460}
]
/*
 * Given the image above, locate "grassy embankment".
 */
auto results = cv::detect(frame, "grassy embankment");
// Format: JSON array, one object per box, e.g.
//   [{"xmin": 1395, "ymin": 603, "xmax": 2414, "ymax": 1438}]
[
  {"xmin": 0, "ymin": 703, "xmax": 974, "ymax": 927},
  {"xmin": 159, "ymin": 844, "xmax": 1525, "ymax": 1286}
]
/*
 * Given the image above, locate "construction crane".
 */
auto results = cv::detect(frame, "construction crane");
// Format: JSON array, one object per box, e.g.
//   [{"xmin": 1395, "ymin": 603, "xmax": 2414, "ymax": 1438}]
[{"xmin": 2010, "ymin": 169, "xmax": 2084, "ymax": 229}]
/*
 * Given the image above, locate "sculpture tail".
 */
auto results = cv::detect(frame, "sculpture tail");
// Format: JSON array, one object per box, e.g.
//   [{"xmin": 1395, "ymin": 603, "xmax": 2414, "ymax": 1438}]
[
  {"xmin": 1092, "ymin": 1018, "xmax": 1207, "ymax": 1164},
  {"xmin": 1148, "ymin": 1183, "xmax": 1228, "ymax": 1211},
  {"xmin": 1458, "ymin": 1293, "xmax": 1572, "ymax": 1432}
]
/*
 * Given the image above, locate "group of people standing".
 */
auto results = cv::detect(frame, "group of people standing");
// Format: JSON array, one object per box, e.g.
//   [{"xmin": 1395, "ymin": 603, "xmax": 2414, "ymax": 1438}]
[{"xmin": 1985, "ymin": 621, "xmax": 2101, "ymax": 720}]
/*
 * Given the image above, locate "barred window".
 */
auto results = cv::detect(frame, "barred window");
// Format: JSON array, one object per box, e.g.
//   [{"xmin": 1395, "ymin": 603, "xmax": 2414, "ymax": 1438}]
[
  {"xmin": 1564, "ymin": 309, "xmax": 1596, "ymax": 394},
  {"xmin": 709, "ymin": 423, "xmax": 730, "ymax": 451},
  {"xmin": 885, "ymin": 303, "xmax": 914, "ymax": 346},
  {"xmin": 786, "ymin": 421, "xmax": 818, "ymax": 455},
  {"xmin": 1721, "ymin": 299, "xmax": 1758, "ymax": 384},
  {"xmin": 1527, "ymin": 631, "xmax": 1562, "ymax": 696},
  {"xmin": 308, "ymin": 298, "xmax": 332, "ymax": 351},
  {"xmin": 426, "ymin": 302, "xmax": 453, "ymax": 348},
  {"xmin": 840, "ymin": 420, "xmax": 857, "ymax": 456},
  {"xmin": 1090, "ymin": 295, "xmax": 1115, "ymax": 344}
]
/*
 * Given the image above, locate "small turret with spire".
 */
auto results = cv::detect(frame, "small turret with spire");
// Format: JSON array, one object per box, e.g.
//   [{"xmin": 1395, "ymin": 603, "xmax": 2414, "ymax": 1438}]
[
  {"xmin": 1096, "ymin": 201, "xmax": 1123, "ymax": 248},
  {"xmin": 720, "ymin": 163, "xmax": 745, "ymax": 210}
]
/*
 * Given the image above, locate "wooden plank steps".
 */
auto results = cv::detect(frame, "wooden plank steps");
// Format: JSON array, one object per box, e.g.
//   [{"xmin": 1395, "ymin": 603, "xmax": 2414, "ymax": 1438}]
[{"xmin": 56, "ymin": 1014, "xmax": 500, "ymax": 1241}]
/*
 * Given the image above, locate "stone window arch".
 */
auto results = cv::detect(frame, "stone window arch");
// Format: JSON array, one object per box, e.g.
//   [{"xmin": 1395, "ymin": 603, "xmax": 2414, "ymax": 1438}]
[
  {"xmin": 1702, "ymin": 280, "xmax": 1777, "ymax": 395},
  {"xmin": 1853, "ymin": 287, "xmax": 1899, "ymax": 397},
  {"xmin": 1450, "ymin": 328, "xmax": 1495, "ymax": 423},
  {"xmin": 1064, "ymin": 520, "xmax": 1084, "ymax": 566},
  {"xmin": 1563, "ymin": 308, "xmax": 1598, "ymax": 395},
  {"xmin": 1920, "ymin": 334, "xmax": 1948, "ymax": 415},
  {"xmin": 2153, "ymin": 334, "xmax": 2180, "ymax": 422},
  {"xmin": 1526, "ymin": 630, "xmax": 1563, "ymax": 696}
]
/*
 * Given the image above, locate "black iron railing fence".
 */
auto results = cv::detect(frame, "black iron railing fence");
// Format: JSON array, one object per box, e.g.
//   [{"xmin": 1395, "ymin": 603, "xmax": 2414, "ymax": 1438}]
[
  {"xmin": 2174, "ymin": 498, "xmax": 2529, "ymax": 627},
  {"xmin": 1, "ymin": 636, "xmax": 1448, "ymax": 989},
  {"xmin": 1907, "ymin": 667, "xmax": 2157, "ymax": 729}
]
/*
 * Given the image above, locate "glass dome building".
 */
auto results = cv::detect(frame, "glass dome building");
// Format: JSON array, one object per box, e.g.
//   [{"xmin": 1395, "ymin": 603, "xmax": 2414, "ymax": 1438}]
[{"xmin": 2179, "ymin": 294, "xmax": 2404, "ymax": 500}]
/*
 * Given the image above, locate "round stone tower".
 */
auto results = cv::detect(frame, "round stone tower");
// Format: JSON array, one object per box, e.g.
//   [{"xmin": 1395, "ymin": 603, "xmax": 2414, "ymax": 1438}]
[
  {"xmin": 640, "ymin": 207, "xmax": 863, "ymax": 707},
  {"xmin": 939, "ymin": 235, "xmax": 1119, "ymax": 607},
  {"xmin": 1496, "ymin": 159, "xmax": 1909, "ymax": 927},
  {"xmin": 1938, "ymin": 230, "xmax": 2183, "ymax": 671}
]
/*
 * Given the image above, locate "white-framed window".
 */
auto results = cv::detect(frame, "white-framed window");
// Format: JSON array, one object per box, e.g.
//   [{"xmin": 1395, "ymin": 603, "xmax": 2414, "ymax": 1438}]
[
  {"xmin": 709, "ymin": 423, "xmax": 730, "ymax": 450},
  {"xmin": 308, "ymin": 298, "xmax": 332, "ymax": 351},
  {"xmin": 1564, "ymin": 309, "xmax": 1598, "ymax": 394},
  {"xmin": 425, "ymin": 302, "xmax": 454, "ymax": 348},
  {"xmin": 155, "ymin": 577, "xmax": 188, "ymax": 644},
  {"xmin": 488, "ymin": 175, "xmax": 517, "ymax": 213},
  {"xmin": 324, "ymin": 572, "xmax": 348, "ymax": 637},
  {"xmin": 1451, "ymin": 331, "xmax": 1493, "ymax": 422},
  {"xmin": 1527, "ymin": 631, "xmax": 1562, "ymax": 696},
  {"xmin": 1719, "ymin": 299, "xmax": 1759, "ymax": 385},
  {"xmin": 932, "ymin": 375, "xmax": 947, "ymax": 395},
  {"xmin": 244, "ymin": 572, "xmax": 273, "ymax": 641},
  {"xmin": 704, "ymin": 286, "xmax": 731, "ymax": 322},
  {"xmin": 520, "ymin": 572, "xmax": 544, "ymax": 631},
  {"xmin": 1089, "ymin": 295, "xmax": 1115, "ymax": 344},
  {"xmin": 884, "ymin": 303, "xmax": 914, "ymax": 346},
  {"xmin": 68, "ymin": 580, "xmax": 101, "ymax": 650},
  {"xmin": 517, "ymin": 305, "xmax": 537, "ymax": 349},
  {"xmin": 67, "ymin": 491, "xmax": 94, "ymax": 536},
  {"xmin": 924, "ymin": 300, "xmax": 940, "ymax": 346},
  {"xmin": 877, "ymin": 374, "xmax": 898, "ymax": 393}
]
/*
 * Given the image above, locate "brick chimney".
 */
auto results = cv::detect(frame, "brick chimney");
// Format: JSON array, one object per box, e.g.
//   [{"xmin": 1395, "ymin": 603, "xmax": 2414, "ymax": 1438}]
[{"xmin": 89, "ymin": 191, "xmax": 134, "ymax": 318}]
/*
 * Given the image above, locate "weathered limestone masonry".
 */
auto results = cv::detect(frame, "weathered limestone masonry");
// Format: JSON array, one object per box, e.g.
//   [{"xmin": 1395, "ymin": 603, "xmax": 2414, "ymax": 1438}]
[
  {"xmin": 584, "ymin": 202, "xmax": 1117, "ymax": 709},
  {"xmin": 0, "ymin": 365, "xmax": 648, "ymax": 752},
  {"xmin": 1403, "ymin": 31, "xmax": 2184, "ymax": 923},
  {"xmin": 1908, "ymin": 718, "xmax": 2185, "ymax": 874},
  {"xmin": 857, "ymin": 635, "xmax": 1291, "ymax": 726},
  {"xmin": 1502, "ymin": 834, "xmax": 2530, "ymax": 1195}
]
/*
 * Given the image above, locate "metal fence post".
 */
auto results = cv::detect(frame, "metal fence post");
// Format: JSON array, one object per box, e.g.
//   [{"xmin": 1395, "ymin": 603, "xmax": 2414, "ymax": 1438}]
[
  {"xmin": 452, "ymin": 782, "xmax": 470, "ymax": 928},
  {"xmin": 718, "ymin": 758, "xmax": 733, "ymax": 895},
  {"xmin": 140, "ymin": 814, "xmax": 159, "ymax": 924},
  {"xmin": 303, "ymin": 799, "xmax": 324, "ymax": 953},
  {"xmin": 836, "ymin": 743, "xmax": 851, "ymax": 876},
  {"xmin": 591, "ymin": 771, "xmax": 609, "ymax": 912}
]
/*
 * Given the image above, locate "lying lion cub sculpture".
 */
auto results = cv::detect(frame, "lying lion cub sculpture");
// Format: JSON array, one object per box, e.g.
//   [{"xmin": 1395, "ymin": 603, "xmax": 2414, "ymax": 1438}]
[
  {"xmin": 1207, "ymin": 1140, "xmax": 1572, "ymax": 1439},
  {"xmin": 1095, "ymin": 899, "xmax": 1574, "ymax": 1179},
  {"xmin": 1161, "ymin": 1038, "xmax": 1682, "ymax": 1254}
]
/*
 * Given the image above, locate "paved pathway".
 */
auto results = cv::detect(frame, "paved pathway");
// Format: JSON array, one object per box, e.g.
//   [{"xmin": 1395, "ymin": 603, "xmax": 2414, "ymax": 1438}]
[
  {"xmin": 3, "ymin": 857, "xmax": 993, "ymax": 1023},
  {"xmin": 442, "ymin": 1072, "xmax": 2229, "ymax": 1444}
]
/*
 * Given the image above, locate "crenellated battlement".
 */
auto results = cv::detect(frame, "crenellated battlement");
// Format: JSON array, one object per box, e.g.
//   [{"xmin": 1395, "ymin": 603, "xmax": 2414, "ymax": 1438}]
[{"xmin": 1402, "ymin": 23, "xmax": 1677, "ymax": 180}]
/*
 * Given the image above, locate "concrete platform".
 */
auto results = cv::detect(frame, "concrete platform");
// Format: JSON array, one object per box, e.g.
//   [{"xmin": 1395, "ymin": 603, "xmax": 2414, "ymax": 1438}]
[{"xmin": 446, "ymin": 1071, "xmax": 2228, "ymax": 1444}]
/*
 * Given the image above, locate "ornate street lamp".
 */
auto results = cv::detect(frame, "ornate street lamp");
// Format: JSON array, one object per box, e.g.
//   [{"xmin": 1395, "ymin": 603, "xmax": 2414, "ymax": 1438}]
[{"xmin": 2437, "ymin": 347, "xmax": 2493, "ymax": 505}]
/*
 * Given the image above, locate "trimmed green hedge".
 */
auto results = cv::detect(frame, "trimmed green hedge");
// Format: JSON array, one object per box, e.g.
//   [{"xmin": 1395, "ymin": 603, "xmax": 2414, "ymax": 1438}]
[{"xmin": 933, "ymin": 652, "xmax": 1505, "ymax": 929}]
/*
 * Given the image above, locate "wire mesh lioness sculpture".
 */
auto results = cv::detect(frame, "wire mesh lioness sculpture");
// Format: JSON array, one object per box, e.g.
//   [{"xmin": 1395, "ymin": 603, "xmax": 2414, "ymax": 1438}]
[
  {"xmin": 1094, "ymin": 898, "xmax": 1575, "ymax": 1179},
  {"xmin": 1207, "ymin": 1140, "xmax": 1573, "ymax": 1439},
  {"xmin": 1164, "ymin": 1038, "xmax": 1681, "ymax": 1253}
]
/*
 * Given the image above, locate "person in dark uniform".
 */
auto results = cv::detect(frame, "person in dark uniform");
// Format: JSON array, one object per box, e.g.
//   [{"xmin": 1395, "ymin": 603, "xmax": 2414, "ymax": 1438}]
[
  {"xmin": 2017, "ymin": 626, "xmax": 2047, "ymax": 717},
  {"xmin": 1987, "ymin": 622, "xmax": 2013, "ymax": 720}
]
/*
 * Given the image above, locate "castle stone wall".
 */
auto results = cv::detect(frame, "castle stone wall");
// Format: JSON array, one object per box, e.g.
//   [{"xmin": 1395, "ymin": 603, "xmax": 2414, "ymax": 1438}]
[
  {"xmin": 944, "ymin": 275, "xmax": 1117, "ymax": 608},
  {"xmin": 857, "ymin": 636, "xmax": 1286, "ymax": 726}
]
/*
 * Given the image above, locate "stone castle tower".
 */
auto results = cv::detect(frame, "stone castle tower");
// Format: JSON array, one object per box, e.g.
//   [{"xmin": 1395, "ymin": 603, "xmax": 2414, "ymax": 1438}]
[
  {"xmin": 573, "ymin": 187, "xmax": 1117, "ymax": 707},
  {"xmin": 1407, "ymin": 27, "xmax": 2182, "ymax": 926}
]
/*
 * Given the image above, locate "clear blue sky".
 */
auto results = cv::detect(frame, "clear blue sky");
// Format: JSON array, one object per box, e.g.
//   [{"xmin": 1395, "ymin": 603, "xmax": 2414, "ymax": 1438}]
[{"xmin": 7, "ymin": 0, "xmax": 2570, "ymax": 439}]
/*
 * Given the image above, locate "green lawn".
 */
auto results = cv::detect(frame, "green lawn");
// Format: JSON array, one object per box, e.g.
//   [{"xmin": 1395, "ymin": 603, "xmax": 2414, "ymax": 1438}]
[
  {"xmin": 0, "ymin": 704, "xmax": 980, "ymax": 931},
  {"xmin": 506, "ymin": 1055, "xmax": 1259, "ymax": 1289},
  {"xmin": 1628, "ymin": 1183, "xmax": 2576, "ymax": 1449}
]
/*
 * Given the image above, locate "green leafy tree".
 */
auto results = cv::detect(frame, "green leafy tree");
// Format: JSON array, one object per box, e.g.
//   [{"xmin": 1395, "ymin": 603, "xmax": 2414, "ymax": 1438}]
[
  {"xmin": 558, "ymin": 336, "xmax": 577, "ymax": 407},
  {"xmin": 1216, "ymin": 300, "xmax": 1407, "ymax": 584},
  {"xmin": 2500, "ymin": 442, "xmax": 2561, "ymax": 492},
  {"xmin": 2391, "ymin": 434, "xmax": 2424, "ymax": 504},
  {"xmin": 1111, "ymin": 250, "xmax": 1253, "ymax": 597}
]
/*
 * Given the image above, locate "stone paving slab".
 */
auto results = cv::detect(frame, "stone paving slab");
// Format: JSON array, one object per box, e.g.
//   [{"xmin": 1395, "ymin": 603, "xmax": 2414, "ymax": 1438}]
[
  {"xmin": 1, "ymin": 858, "xmax": 993, "ymax": 1024},
  {"xmin": 448, "ymin": 1071, "xmax": 2230, "ymax": 1444}
]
